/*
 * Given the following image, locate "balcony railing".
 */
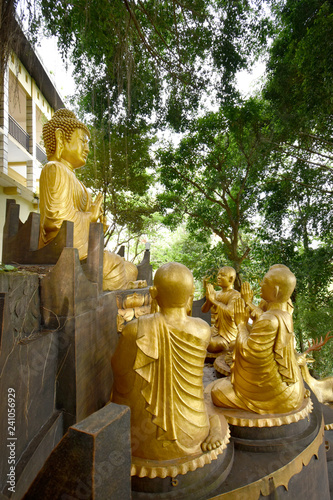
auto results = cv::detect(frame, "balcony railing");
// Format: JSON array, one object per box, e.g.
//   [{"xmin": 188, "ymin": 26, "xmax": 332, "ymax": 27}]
[
  {"xmin": 9, "ymin": 115, "xmax": 30, "ymax": 151},
  {"xmin": 36, "ymin": 144, "xmax": 47, "ymax": 164}
]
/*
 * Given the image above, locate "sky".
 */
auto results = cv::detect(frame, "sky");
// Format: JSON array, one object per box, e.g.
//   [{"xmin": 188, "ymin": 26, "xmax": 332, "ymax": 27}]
[{"xmin": 35, "ymin": 36, "xmax": 76, "ymax": 101}]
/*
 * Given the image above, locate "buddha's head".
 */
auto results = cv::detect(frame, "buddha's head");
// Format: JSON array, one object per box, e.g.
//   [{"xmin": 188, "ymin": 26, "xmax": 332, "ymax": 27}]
[
  {"xmin": 217, "ymin": 266, "xmax": 236, "ymax": 289},
  {"xmin": 260, "ymin": 265, "xmax": 296, "ymax": 303},
  {"xmin": 150, "ymin": 262, "xmax": 194, "ymax": 309},
  {"xmin": 43, "ymin": 109, "xmax": 90, "ymax": 169}
]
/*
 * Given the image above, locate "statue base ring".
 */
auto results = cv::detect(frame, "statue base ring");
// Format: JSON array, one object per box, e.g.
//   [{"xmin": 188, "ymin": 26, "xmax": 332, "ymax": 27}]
[
  {"xmin": 205, "ymin": 384, "xmax": 315, "ymax": 453},
  {"xmin": 206, "ymin": 350, "xmax": 225, "ymax": 360},
  {"xmin": 131, "ymin": 414, "xmax": 233, "ymax": 499}
]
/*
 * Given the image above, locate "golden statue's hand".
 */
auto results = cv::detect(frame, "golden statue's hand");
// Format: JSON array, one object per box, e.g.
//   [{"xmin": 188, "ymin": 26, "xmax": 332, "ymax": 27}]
[
  {"xmin": 234, "ymin": 297, "xmax": 249, "ymax": 326},
  {"xmin": 206, "ymin": 283, "xmax": 215, "ymax": 301},
  {"xmin": 241, "ymin": 281, "xmax": 253, "ymax": 305},
  {"xmin": 91, "ymin": 192, "xmax": 103, "ymax": 222}
]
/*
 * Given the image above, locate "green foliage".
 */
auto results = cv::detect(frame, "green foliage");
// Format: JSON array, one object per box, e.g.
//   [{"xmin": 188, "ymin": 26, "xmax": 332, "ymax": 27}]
[
  {"xmin": 157, "ymin": 100, "xmax": 273, "ymax": 280},
  {"xmin": 149, "ymin": 224, "xmax": 236, "ymax": 298},
  {"xmin": 0, "ymin": 0, "xmax": 21, "ymax": 78},
  {"xmin": 265, "ymin": 0, "xmax": 333, "ymax": 138},
  {"xmin": 0, "ymin": 264, "xmax": 17, "ymax": 272},
  {"xmin": 31, "ymin": 0, "xmax": 273, "ymax": 131},
  {"xmin": 77, "ymin": 120, "xmax": 158, "ymax": 249}
]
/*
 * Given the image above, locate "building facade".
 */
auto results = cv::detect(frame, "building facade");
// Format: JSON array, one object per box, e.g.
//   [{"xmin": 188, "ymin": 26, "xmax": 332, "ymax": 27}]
[{"xmin": 0, "ymin": 23, "xmax": 64, "ymax": 260}]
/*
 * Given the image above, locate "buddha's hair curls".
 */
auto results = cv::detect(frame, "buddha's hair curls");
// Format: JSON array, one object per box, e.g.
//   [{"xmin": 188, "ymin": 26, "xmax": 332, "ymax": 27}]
[{"xmin": 43, "ymin": 108, "xmax": 90, "ymax": 159}]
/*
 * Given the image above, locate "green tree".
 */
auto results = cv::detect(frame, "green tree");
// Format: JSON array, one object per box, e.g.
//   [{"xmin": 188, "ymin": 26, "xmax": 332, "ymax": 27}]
[
  {"xmin": 30, "ymin": 0, "xmax": 272, "ymax": 130},
  {"xmin": 77, "ymin": 119, "xmax": 158, "ymax": 257},
  {"xmin": 265, "ymin": 0, "xmax": 333, "ymax": 139},
  {"xmin": 157, "ymin": 99, "xmax": 273, "ymax": 287},
  {"xmin": 256, "ymin": 153, "xmax": 333, "ymax": 348}
]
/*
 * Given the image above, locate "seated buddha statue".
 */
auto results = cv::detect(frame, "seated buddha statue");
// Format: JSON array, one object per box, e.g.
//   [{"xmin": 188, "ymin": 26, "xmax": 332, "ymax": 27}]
[
  {"xmin": 202, "ymin": 266, "xmax": 240, "ymax": 353},
  {"xmin": 39, "ymin": 108, "xmax": 137, "ymax": 291},
  {"xmin": 211, "ymin": 265, "xmax": 305, "ymax": 414},
  {"xmin": 111, "ymin": 262, "xmax": 223, "ymax": 461}
]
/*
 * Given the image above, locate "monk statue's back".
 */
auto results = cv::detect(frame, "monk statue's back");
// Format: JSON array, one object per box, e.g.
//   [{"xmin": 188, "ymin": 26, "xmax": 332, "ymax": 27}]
[{"xmin": 112, "ymin": 262, "xmax": 224, "ymax": 462}]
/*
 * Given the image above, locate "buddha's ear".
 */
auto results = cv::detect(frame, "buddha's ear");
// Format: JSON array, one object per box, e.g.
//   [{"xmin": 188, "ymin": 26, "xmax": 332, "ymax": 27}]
[
  {"xmin": 150, "ymin": 286, "xmax": 158, "ymax": 299},
  {"xmin": 273, "ymin": 285, "xmax": 280, "ymax": 300},
  {"xmin": 54, "ymin": 128, "xmax": 65, "ymax": 160}
]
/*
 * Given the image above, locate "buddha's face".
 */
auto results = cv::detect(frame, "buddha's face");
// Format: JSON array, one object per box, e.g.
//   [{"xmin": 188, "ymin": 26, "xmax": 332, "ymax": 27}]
[
  {"xmin": 217, "ymin": 268, "xmax": 233, "ymax": 288},
  {"xmin": 260, "ymin": 273, "xmax": 276, "ymax": 302},
  {"xmin": 61, "ymin": 128, "xmax": 89, "ymax": 169}
]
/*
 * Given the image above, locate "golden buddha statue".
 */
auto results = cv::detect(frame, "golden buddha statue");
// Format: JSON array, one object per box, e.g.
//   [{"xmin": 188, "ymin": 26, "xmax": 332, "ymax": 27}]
[
  {"xmin": 111, "ymin": 262, "xmax": 224, "ymax": 461},
  {"xmin": 202, "ymin": 266, "xmax": 240, "ymax": 353},
  {"xmin": 211, "ymin": 265, "xmax": 305, "ymax": 414},
  {"xmin": 241, "ymin": 264, "xmax": 294, "ymax": 321},
  {"xmin": 39, "ymin": 108, "xmax": 137, "ymax": 290}
]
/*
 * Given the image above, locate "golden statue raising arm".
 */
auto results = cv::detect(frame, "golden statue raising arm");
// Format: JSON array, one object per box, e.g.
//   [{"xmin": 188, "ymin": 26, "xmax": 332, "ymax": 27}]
[
  {"xmin": 202, "ymin": 267, "xmax": 240, "ymax": 353},
  {"xmin": 211, "ymin": 265, "xmax": 305, "ymax": 415}
]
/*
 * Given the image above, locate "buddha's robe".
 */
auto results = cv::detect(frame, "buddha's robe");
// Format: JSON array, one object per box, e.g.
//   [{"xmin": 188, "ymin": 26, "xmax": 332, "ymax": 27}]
[
  {"xmin": 214, "ymin": 289, "xmax": 240, "ymax": 343},
  {"xmin": 112, "ymin": 313, "xmax": 210, "ymax": 460},
  {"xmin": 211, "ymin": 307, "xmax": 305, "ymax": 414},
  {"xmin": 39, "ymin": 161, "xmax": 136, "ymax": 290},
  {"xmin": 203, "ymin": 289, "xmax": 240, "ymax": 352}
]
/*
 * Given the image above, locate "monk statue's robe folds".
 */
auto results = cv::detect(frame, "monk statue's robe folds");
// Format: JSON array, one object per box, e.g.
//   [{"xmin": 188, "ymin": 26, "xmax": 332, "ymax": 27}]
[
  {"xmin": 212, "ymin": 307, "xmax": 304, "ymax": 414},
  {"xmin": 213, "ymin": 289, "xmax": 240, "ymax": 344},
  {"xmin": 112, "ymin": 313, "xmax": 210, "ymax": 460},
  {"xmin": 39, "ymin": 161, "xmax": 135, "ymax": 290}
]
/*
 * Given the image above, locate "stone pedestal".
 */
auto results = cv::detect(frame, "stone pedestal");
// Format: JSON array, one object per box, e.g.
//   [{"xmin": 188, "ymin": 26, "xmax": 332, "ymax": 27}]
[
  {"xmin": 131, "ymin": 407, "xmax": 233, "ymax": 500},
  {"xmin": 23, "ymin": 404, "xmax": 131, "ymax": 500},
  {"xmin": 204, "ymin": 383, "xmax": 330, "ymax": 499},
  {"xmin": 132, "ymin": 445, "xmax": 234, "ymax": 500}
]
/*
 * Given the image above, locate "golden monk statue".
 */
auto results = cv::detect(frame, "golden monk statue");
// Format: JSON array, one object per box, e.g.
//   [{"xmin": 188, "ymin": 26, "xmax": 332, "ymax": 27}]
[
  {"xmin": 202, "ymin": 267, "xmax": 240, "ymax": 353},
  {"xmin": 111, "ymin": 262, "xmax": 223, "ymax": 461},
  {"xmin": 40, "ymin": 108, "xmax": 137, "ymax": 290},
  {"xmin": 211, "ymin": 265, "xmax": 305, "ymax": 414},
  {"xmin": 241, "ymin": 264, "xmax": 294, "ymax": 321}
]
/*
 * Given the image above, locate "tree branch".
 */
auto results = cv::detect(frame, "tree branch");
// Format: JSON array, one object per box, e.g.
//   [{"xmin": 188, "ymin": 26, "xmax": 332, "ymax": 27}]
[{"xmin": 122, "ymin": 0, "xmax": 191, "ymax": 85}]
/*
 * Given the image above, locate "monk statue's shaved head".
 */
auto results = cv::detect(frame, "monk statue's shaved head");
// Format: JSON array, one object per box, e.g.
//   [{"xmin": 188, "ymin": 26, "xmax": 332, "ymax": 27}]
[{"xmin": 151, "ymin": 262, "xmax": 194, "ymax": 308}]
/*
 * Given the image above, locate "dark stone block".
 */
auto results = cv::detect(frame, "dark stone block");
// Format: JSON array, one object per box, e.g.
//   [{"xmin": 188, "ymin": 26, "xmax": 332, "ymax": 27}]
[
  {"xmin": 0, "ymin": 293, "xmax": 59, "ymax": 496},
  {"xmin": 0, "ymin": 272, "xmax": 40, "ymax": 339},
  {"xmin": 23, "ymin": 403, "xmax": 131, "ymax": 500},
  {"xmin": 2, "ymin": 199, "xmax": 74, "ymax": 266},
  {"xmin": 40, "ymin": 248, "xmax": 117, "ymax": 429},
  {"xmin": 136, "ymin": 250, "xmax": 153, "ymax": 286},
  {"xmin": 80, "ymin": 222, "xmax": 104, "ymax": 294},
  {"xmin": 192, "ymin": 297, "xmax": 211, "ymax": 324},
  {"xmin": 14, "ymin": 412, "xmax": 63, "ymax": 500},
  {"xmin": 40, "ymin": 247, "xmax": 98, "ymax": 329}
]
